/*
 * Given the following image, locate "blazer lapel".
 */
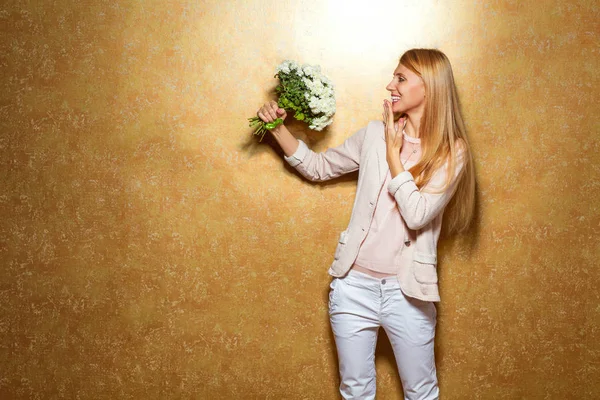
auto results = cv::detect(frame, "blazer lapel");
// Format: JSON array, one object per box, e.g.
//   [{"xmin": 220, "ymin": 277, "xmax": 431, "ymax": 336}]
[{"xmin": 375, "ymin": 130, "xmax": 389, "ymax": 187}]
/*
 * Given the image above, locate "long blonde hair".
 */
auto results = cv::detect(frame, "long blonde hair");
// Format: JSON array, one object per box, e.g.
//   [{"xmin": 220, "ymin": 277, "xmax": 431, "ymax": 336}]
[{"xmin": 399, "ymin": 49, "xmax": 476, "ymax": 235}]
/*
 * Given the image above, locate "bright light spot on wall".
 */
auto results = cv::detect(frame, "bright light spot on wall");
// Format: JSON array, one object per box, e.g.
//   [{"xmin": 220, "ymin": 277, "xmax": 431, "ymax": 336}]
[
  {"xmin": 292, "ymin": 0, "xmax": 436, "ymax": 74},
  {"xmin": 325, "ymin": 0, "xmax": 433, "ymax": 58}
]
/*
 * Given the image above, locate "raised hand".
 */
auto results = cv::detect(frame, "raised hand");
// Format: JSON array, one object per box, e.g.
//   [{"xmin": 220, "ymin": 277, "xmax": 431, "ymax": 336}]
[{"xmin": 382, "ymin": 99, "xmax": 405, "ymax": 153}]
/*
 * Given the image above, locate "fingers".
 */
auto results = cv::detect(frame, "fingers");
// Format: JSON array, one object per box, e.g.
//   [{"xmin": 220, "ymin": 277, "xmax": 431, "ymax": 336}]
[
  {"xmin": 256, "ymin": 105, "xmax": 275, "ymax": 123},
  {"xmin": 382, "ymin": 101, "xmax": 404, "ymax": 149},
  {"xmin": 382, "ymin": 100, "xmax": 395, "ymax": 130},
  {"xmin": 257, "ymin": 101, "xmax": 285, "ymax": 123},
  {"xmin": 267, "ymin": 100, "xmax": 279, "ymax": 120},
  {"xmin": 400, "ymin": 116, "xmax": 407, "ymax": 130},
  {"xmin": 257, "ymin": 111, "xmax": 269, "ymax": 123},
  {"xmin": 387, "ymin": 101, "xmax": 395, "ymax": 125},
  {"xmin": 382, "ymin": 101, "xmax": 388, "ymax": 124}
]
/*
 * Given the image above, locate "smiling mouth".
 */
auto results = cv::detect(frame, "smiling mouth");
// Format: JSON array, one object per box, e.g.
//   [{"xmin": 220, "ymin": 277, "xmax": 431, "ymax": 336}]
[{"xmin": 391, "ymin": 95, "xmax": 401, "ymax": 103}]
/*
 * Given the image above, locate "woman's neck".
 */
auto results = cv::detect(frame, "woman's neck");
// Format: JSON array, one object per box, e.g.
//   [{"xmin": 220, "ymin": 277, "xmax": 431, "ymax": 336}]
[
  {"xmin": 404, "ymin": 118, "xmax": 420, "ymax": 138},
  {"xmin": 402, "ymin": 109, "xmax": 423, "ymax": 138}
]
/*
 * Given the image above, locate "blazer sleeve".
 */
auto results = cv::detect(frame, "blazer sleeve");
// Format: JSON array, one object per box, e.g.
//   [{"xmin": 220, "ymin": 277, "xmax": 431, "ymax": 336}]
[
  {"xmin": 283, "ymin": 125, "xmax": 367, "ymax": 182},
  {"xmin": 387, "ymin": 144, "xmax": 467, "ymax": 230}
]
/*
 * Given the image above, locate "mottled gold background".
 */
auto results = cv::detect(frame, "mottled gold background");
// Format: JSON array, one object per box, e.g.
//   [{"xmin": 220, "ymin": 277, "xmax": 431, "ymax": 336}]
[{"xmin": 1, "ymin": 0, "xmax": 598, "ymax": 398}]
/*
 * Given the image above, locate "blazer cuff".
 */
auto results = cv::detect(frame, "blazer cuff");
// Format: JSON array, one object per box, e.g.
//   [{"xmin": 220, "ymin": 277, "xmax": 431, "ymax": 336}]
[
  {"xmin": 387, "ymin": 170, "xmax": 414, "ymax": 195},
  {"xmin": 283, "ymin": 139, "xmax": 309, "ymax": 167}
]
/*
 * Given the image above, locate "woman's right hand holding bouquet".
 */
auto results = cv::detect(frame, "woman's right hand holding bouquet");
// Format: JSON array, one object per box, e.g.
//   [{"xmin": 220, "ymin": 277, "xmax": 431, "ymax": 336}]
[
  {"xmin": 255, "ymin": 100, "xmax": 301, "ymax": 157},
  {"xmin": 257, "ymin": 100, "xmax": 288, "ymax": 133}
]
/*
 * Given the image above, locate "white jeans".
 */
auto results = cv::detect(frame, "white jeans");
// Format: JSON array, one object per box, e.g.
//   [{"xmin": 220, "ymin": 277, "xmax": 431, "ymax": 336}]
[{"xmin": 329, "ymin": 269, "xmax": 439, "ymax": 400}]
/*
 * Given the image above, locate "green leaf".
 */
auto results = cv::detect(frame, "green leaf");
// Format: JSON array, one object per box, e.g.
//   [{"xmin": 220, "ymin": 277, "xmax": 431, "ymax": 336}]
[{"xmin": 265, "ymin": 118, "xmax": 283, "ymax": 129}]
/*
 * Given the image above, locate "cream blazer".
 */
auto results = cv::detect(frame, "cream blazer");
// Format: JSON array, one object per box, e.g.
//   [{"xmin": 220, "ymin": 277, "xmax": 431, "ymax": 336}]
[{"xmin": 284, "ymin": 121, "xmax": 466, "ymax": 302}]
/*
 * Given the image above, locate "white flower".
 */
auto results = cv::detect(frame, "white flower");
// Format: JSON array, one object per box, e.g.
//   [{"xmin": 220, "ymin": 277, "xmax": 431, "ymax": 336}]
[
  {"xmin": 302, "ymin": 64, "xmax": 321, "ymax": 78},
  {"xmin": 320, "ymin": 75, "xmax": 333, "ymax": 87},
  {"xmin": 275, "ymin": 60, "xmax": 336, "ymax": 130},
  {"xmin": 276, "ymin": 60, "xmax": 299, "ymax": 75},
  {"xmin": 304, "ymin": 76, "xmax": 334, "ymax": 99},
  {"xmin": 308, "ymin": 94, "xmax": 336, "ymax": 115},
  {"xmin": 309, "ymin": 115, "xmax": 333, "ymax": 131}
]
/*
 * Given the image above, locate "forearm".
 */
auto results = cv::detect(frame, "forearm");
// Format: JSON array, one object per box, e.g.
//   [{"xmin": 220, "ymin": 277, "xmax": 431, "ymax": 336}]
[
  {"xmin": 280, "ymin": 124, "xmax": 366, "ymax": 182},
  {"xmin": 270, "ymin": 125, "xmax": 299, "ymax": 158},
  {"xmin": 387, "ymin": 148, "xmax": 405, "ymax": 179},
  {"xmin": 387, "ymin": 149, "xmax": 466, "ymax": 230}
]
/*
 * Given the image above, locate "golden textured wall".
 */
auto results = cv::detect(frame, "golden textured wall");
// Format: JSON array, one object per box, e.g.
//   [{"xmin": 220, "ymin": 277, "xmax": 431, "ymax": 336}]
[{"xmin": 1, "ymin": 0, "xmax": 598, "ymax": 398}]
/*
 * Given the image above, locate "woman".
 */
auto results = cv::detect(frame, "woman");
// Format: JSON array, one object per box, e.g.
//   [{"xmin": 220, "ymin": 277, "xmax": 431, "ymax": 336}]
[{"xmin": 256, "ymin": 48, "xmax": 476, "ymax": 400}]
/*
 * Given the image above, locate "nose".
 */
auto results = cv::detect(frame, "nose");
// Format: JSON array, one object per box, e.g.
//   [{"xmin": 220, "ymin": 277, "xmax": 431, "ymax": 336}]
[{"xmin": 385, "ymin": 79, "xmax": 395, "ymax": 92}]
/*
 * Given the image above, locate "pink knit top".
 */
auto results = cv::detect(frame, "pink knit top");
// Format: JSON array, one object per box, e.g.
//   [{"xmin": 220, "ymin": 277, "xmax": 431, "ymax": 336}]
[{"xmin": 354, "ymin": 131, "xmax": 422, "ymax": 275}]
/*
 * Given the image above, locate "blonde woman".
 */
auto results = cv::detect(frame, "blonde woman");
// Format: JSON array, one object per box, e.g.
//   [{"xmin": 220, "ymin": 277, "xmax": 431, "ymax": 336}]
[{"xmin": 256, "ymin": 48, "xmax": 476, "ymax": 400}]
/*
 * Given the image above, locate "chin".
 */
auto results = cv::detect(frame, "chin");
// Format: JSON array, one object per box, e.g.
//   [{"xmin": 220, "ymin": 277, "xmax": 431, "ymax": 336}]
[
  {"xmin": 392, "ymin": 103, "xmax": 405, "ymax": 114},
  {"xmin": 392, "ymin": 107, "xmax": 406, "ymax": 118}
]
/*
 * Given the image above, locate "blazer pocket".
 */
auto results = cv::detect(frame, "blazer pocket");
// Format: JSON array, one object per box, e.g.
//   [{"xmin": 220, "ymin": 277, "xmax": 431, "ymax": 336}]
[
  {"xmin": 413, "ymin": 252, "xmax": 438, "ymax": 284},
  {"xmin": 334, "ymin": 230, "xmax": 349, "ymax": 260}
]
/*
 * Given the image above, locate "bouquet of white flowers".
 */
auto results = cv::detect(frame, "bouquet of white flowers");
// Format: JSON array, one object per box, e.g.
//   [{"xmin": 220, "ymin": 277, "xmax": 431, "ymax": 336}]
[{"xmin": 249, "ymin": 60, "xmax": 336, "ymax": 141}]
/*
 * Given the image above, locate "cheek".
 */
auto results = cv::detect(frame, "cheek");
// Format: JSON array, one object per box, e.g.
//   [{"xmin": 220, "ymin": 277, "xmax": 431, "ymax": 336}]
[{"xmin": 408, "ymin": 85, "xmax": 425, "ymax": 102}]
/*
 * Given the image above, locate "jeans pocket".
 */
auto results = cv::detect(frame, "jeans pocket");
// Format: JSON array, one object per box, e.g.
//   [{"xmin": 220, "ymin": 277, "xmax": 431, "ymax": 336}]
[
  {"xmin": 328, "ymin": 278, "xmax": 342, "ymax": 312},
  {"xmin": 419, "ymin": 301, "xmax": 437, "ymax": 338}
]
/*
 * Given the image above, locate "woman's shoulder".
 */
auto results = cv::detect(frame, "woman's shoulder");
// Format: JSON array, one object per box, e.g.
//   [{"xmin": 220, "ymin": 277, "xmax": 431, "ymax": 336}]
[
  {"xmin": 366, "ymin": 120, "xmax": 385, "ymax": 129},
  {"xmin": 345, "ymin": 120, "xmax": 384, "ymax": 142},
  {"xmin": 363, "ymin": 120, "xmax": 385, "ymax": 138}
]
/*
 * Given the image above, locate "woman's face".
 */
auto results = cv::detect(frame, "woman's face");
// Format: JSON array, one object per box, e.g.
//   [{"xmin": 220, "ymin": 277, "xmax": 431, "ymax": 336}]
[{"xmin": 386, "ymin": 63, "xmax": 426, "ymax": 115}]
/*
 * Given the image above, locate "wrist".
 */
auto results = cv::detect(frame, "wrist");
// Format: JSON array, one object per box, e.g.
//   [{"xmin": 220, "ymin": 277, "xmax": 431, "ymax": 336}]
[
  {"xmin": 386, "ymin": 148, "xmax": 400, "ymax": 160},
  {"xmin": 270, "ymin": 124, "xmax": 286, "ymax": 137}
]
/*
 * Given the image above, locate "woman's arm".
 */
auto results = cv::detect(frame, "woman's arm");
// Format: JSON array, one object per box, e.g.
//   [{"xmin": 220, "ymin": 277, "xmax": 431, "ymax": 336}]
[
  {"xmin": 270, "ymin": 124, "xmax": 299, "ymax": 158},
  {"xmin": 388, "ymin": 144, "xmax": 467, "ymax": 230},
  {"xmin": 258, "ymin": 101, "xmax": 367, "ymax": 182},
  {"xmin": 258, "ymin": 100, "xmax": 299, "ymax": 157},
  {"xmin": 278, "ymin": 125, "xmax": 367, "ymax": 182}
]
